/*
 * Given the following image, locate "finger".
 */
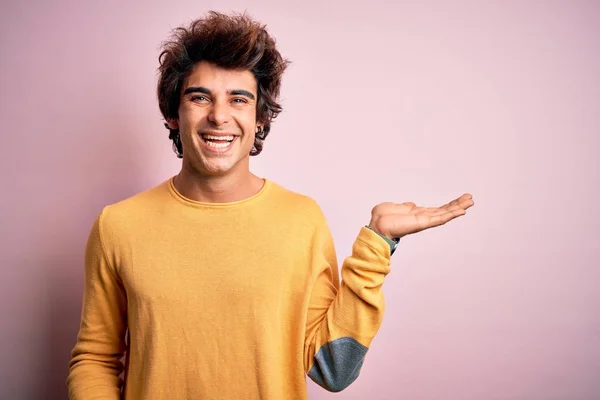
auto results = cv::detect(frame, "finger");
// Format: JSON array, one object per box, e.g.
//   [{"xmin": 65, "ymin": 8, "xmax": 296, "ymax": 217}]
[
  {"xmin": 439, "ymin": 199, "xmax": 459, "ymax": 210},
  {"xmin": 395, "ymin": 196, "xmax": 473, "ymax": 215},
  {"xmin": 421, "ymin": 202, "xmax": 467, "ymax": 216},
  {"xmin": 426, "ymin": 208, "xmax": 467, "ymax": 227},
  {"xmin": 442, "ymin": 197, "xmax": 463, "ymax": 209},
  {"xmin": 419, "ymin": 207, "xmax": 446, "ymax": 215},
  {"xmin": 441, "ymin": 195, "xmax": 474, "ymax": 211},
  {"xmin": 461, "ymin": 198, "xmax": 475, "ymax": 210},
  {"xmin": 406, "ymin": 199, "xmax": 462, "ymax": 212}
]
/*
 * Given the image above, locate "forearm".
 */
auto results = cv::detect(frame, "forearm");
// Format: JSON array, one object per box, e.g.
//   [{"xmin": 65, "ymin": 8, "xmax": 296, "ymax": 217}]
[
  {"xmin": 67, "ymin": 213, "xmax": 128, "ymax": 399},
  {"xmin": 305, "ymin": 227, "xmax": 391, "ymax": 392},
  {"xmin": 67, "ymin": 350, "xmax": 125, "ymax": 400}
]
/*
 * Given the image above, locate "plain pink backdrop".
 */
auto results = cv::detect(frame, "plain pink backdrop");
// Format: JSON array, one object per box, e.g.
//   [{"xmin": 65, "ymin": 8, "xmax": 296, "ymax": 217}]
[{"xmin": 1, "ymin": 1, "xmax": 599, "ymax": 399}]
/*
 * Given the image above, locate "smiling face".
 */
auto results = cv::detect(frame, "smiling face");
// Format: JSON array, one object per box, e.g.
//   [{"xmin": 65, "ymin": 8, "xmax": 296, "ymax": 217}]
[{"xmin": 167, "ymin": 61, "xmax": 261, "ymax": 177}]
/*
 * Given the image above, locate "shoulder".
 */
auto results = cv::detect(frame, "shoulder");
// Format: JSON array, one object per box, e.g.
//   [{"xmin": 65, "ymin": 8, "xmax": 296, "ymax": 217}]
[
  {"xmin": 96, "ymin": 179, "xmax": 171, "ymax": 239},
  {"xmin": 266, "ymin": 180, "xmax": 328, "ymax": 224}
]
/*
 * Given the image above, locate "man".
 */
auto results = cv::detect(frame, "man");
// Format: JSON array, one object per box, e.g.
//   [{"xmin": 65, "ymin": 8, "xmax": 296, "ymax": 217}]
[{"xmin": 67, "ymin": 11, "xmax": 474, "ymax": 400}]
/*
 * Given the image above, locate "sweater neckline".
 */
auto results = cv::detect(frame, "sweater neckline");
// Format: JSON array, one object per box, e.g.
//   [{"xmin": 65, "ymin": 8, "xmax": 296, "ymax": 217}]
[{"xmin": 167, "ymin": 176, "xmax": 272, "ymax": 209}]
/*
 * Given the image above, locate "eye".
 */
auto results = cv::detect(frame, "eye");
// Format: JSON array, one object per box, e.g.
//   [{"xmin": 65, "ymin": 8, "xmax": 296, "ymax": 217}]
[
  {"xmin": 232, "ymin": 98, "xmax": 248, "ymax": 104},
  {"xmin": 190, "ymin": 95, "xmax": 209, "ymax": 102}
]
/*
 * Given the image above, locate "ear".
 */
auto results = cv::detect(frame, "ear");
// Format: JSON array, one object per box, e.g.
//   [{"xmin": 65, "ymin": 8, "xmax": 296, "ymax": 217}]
[{"xmin": 166, "ymin": 119, "xmax": 179, "ymax": 130}]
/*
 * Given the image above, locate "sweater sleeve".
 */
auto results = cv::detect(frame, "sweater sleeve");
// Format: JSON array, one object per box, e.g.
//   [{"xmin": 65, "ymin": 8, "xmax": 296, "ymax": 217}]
[
  {"xmin": 66, "ymin": 212, "xmax": 128, "ymax": 399},
  {"xmin": 304, "ymin": 218, "xmax": 392, "ymax": 392}
]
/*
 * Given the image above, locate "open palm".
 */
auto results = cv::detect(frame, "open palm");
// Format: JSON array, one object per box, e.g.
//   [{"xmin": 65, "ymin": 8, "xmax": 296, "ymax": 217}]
[{"xmin": 369, "ymin": 193, "xmax": 475, "ymax": 239}]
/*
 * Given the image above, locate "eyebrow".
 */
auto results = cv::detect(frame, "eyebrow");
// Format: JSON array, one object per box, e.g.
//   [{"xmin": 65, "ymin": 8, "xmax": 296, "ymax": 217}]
[{"xmin": 183, "ymin": 86, "xmax": 256, "ymax": 100}]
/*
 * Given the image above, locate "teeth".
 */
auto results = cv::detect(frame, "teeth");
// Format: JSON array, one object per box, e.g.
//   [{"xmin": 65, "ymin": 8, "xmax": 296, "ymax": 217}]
[
  {"xmin": 205, "ymin": 140, "xmax": 231, "ymax": 148},
  {"xmin": 203, "ymin": 135, "xmax": 234, "ymax": 141}
]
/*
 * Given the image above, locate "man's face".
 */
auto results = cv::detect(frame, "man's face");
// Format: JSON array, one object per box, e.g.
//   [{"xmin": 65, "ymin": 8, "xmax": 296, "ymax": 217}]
[{"xmin": 168, "ymin": 61, "xmax": 260, "ymax": 176}]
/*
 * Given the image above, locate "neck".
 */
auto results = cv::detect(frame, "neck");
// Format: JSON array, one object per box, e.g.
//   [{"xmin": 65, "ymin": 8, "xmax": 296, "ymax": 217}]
[{"xmin": 174, "ymin": 164, "xmax": 264, "ymax": 203}]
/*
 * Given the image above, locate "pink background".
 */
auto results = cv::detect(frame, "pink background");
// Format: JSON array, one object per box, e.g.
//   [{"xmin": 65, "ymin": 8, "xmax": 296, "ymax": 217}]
[{"xmin": 1, "ymin": 1, "xmax": 599, "ymax": 399}]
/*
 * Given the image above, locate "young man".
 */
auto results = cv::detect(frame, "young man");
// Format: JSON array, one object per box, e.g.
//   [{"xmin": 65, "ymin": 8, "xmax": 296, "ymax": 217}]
[{"xmin": 67, "ymin": 11, "xmax": 474, "ymax": 400}]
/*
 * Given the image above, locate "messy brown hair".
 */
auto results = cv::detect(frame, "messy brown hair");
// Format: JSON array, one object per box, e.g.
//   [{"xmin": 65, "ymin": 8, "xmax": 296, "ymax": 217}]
[{"xmin": 156, "ymin": 11, "xmax": 290, "ymax": 157}]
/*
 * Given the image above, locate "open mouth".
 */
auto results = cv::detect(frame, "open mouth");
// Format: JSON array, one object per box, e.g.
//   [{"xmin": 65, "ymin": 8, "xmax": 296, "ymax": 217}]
[{"xmin": 201, "ymin": 134, "xmax": 236, "ymax": 149}]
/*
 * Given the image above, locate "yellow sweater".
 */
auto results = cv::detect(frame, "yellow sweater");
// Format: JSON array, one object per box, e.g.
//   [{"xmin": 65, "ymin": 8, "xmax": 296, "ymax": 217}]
[{"xmin": 67, "ymin": 178, "xmax": 392, "ymax": 399}]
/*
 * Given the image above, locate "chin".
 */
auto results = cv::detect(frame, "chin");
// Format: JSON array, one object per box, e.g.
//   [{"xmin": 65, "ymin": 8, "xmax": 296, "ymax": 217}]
[
  {"xmin": 185, "ymin": 144, "xmax": 251, "ymax": 176},
  {"xmin": 199, "ymin": 157, "xmax": 243, "ymax": 176},
  {"xmin": 193, "ymin": 159, "xmax": 227, "ymax": 173}
]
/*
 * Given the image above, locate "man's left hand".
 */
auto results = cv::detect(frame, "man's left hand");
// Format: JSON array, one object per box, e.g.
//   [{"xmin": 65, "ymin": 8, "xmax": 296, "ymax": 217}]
[{"xmin": 368, "ymin": 193, "xmax": 475, "ymax": 240}]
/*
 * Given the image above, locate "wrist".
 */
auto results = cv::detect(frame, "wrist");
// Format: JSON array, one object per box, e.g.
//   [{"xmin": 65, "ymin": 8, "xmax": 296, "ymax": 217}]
[{"xmin": 365, "ymin": 225, "xmax": 400, "ymax": 255}]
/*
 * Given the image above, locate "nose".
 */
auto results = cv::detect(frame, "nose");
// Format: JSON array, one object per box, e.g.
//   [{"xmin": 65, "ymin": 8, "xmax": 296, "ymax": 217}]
[{"xmin": 207, "ymin": 100, "xmax": 230, "ymax": 126}]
